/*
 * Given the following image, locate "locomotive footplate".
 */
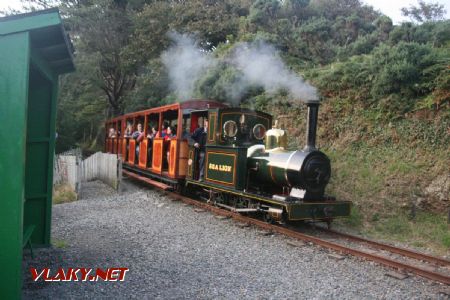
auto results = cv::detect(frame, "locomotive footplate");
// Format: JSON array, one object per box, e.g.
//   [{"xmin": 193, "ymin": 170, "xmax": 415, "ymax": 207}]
[
  {"xmin": 186, "ymin": 180, "xmax": 352, "ymax": 221},
  {"xmin": 287, "ymin": 201, "xmax": 352, "ymax": 221}
]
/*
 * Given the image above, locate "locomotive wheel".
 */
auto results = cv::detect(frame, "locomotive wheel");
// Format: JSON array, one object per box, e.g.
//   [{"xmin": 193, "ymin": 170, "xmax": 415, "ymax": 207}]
[
  {"xmin": 263, "ymin": 212, "xmax": 274, "ymax": 224},
  {"xmin": 326, "ymin": 218, "xmax": 333, "ymax": 229}
]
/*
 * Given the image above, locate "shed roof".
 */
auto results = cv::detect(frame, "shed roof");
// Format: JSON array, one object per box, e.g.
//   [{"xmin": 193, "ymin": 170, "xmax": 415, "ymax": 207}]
[{"xmin": 0, "ymin": 8, "xmax": 75, "ymax": 74}]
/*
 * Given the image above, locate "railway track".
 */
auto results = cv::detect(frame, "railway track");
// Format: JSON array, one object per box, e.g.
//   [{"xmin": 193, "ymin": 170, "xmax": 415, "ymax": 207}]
[
  {"xmin": 165, "ymin": 191, "xmax": 450, "ymax": 285},
  {"xmin": 316, "ymin": 227, "xmax": 450, "ymax": 267}
]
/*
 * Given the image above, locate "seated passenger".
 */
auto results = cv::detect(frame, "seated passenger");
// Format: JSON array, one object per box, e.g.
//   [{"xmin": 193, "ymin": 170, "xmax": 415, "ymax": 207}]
[
  {"xmin": 165, "ymin": 126, "xmax": 177, "ymax": 166},
  {"xmin": 132, "ymin": 123, "xmax": 144, "ymax": 140},
  {"xmin": 164, "ymin": 126, "xmax": 176, "ymax": 140},
  {"xmin": 124, "ymin": 123, "xmax": 133, "ymax": 138},
  {"xmin": 147, "ymin": 126, "xmax": 158, "ymax": 139},
  {"xmin": 108, "ymin": 127, "xmax": 116, "ymax": 138},
  {"xmin": 160, "ymin": 122, "xmax": 169, "ymax": 138},
  {"xmin": 146, "ymin": 126, "xmax": 157, "ymax": 167},
  {"xmin": 132, "ymin": 123, "xmax": 144, "ymax": 161}
]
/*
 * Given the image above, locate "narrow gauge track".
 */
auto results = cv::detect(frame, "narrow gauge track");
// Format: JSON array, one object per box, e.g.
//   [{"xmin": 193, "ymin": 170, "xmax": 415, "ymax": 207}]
[
  {"xmin": 164, "ymin": 191, "xmax": 450, "ymax": 285},
  {"xmin": 316, "ymin": 227, "xmax": 450, "ymax": 267}
]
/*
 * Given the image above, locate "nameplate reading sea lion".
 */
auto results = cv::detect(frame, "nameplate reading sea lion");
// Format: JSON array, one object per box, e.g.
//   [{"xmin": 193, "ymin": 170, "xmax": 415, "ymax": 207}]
[{"xmin": 208, "ymin": 163, "xmax": 232, "ymax": 172}]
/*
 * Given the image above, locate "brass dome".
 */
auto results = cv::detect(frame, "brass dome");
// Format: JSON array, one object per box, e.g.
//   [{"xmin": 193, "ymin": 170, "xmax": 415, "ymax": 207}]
[{"xmin": 265, "ymin": 120, "xmax": 287, "ymax": 151}]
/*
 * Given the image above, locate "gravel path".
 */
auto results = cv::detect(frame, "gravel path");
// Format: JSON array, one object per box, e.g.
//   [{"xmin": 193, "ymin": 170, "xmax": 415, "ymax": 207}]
[{"xmin": 23, "ymin": 179, "xmax": 448, "ymax": 299}]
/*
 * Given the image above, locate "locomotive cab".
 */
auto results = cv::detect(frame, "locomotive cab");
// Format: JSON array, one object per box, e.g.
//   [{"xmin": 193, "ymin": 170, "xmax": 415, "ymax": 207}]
[{"xmin": 187, "ymin": 107, "xmax": 272, "ymax": 190}]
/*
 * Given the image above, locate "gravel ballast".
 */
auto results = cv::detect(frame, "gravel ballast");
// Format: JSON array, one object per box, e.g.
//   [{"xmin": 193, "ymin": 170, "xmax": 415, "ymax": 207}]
[{"xmin": 22, "ymin": 179, "xmax": 448, "ymax": 299}]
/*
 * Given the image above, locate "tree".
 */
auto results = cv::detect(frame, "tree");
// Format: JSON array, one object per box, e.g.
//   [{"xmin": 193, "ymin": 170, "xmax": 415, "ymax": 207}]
[
  {"xmin": 401, "ymin": 0, "xmax": 446, "ymax": 23},
  {"xmin": 170, "ymin": 0, "xmax": 249, "ymax": 50},
  {"xmin": 247, "ymin": 0, "xmax": 281, "ymax": 30},
  {"xmin": 67, "ymin": 0, "xmax": 138, "ymax": 117}
]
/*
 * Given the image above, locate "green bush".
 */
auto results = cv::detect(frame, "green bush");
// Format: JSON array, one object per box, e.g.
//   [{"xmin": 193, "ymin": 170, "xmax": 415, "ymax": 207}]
[{"xmin": 309, "ymin": 41, "xmax": 448, "ymax": 118}]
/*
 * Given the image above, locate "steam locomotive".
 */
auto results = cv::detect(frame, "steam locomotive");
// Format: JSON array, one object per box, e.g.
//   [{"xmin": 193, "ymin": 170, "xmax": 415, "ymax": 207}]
[{"xmin": 105, "ymin": 99, "xmax": 351, "ymax": 225}]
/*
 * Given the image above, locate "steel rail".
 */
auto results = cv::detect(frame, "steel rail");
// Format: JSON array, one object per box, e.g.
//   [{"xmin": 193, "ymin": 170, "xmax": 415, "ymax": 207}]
[
  {"xmin": 318, "ymin": 228, "xmax": 450, "ymax": 267},
  {"xmin": 166, "ymin": 191, "xmax": 450, "ymax": 285}
]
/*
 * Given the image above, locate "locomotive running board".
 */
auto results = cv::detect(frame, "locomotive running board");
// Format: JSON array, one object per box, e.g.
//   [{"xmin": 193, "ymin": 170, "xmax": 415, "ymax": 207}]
[
  {"xmin": 186, "ymin": 179, "xmax": 288, "ymax": 208},
  {"xmin": 123, "ymin": 169, "xmax": 172, "ymax": 190},
  {"xmin": 215, "ymin": 202, "xmax": 258, "ymax": 213}
]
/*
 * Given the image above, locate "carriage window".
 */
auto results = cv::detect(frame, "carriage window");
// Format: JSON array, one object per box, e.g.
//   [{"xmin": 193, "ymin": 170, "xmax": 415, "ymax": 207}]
[
  {"xmin": 182, "ymin": 115, "xmax": 191, "ymax": 139},
  {"xmin": 223, "ymin": 120, "xmax": 238, "ymax": 138},
  {"xmin": 253, "ymin": 124, "xmax": 266, "ymax": 140}
]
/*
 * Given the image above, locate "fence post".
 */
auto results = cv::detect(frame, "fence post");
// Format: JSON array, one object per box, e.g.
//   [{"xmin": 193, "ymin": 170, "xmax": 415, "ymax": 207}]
[{"xmin": 117, "ymin": 155, "xmax": 122, "ymax": 193}]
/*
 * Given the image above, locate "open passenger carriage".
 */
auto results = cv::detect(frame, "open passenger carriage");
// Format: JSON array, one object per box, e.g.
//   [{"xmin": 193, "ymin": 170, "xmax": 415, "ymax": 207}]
[{"xmin": 105, "ymin": 100, "xmax": 228, "ymax": 187}]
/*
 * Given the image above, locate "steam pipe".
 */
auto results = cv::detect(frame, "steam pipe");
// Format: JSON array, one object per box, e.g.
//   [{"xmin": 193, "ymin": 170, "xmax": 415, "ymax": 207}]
[{"xmin": 304, "ymin": 101, "xmax": 319, "ymax": 151}]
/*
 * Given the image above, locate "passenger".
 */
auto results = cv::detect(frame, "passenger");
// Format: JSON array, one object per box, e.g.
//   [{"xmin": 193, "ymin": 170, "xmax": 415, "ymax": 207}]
[
  {"xmin": 160, "ymin": 122, "xmax": 169, "ymax": 138},
  {"xmin": 108, "ymin": 127, "xmax": 116, "ymax": 138},
  {"xmin": 191, "ymin": 118, "xmax": 208, "ymax": 181},
  {"xmin": 132, "ymin": 123, "xmax": 144, "ymax": 161},
  {"xmin": 124, "ymin": 123, "xmax": 133, "ymax": 138},
  {"xmin": 164, "ymin": 126, "xmax": 176, "ymax": 140},
  {"xmin": 147, "ymin": 126, "xmax": 157, "ymax": 167},
  {"xmin": 132, "ymin": 123, "xmax": 144, "ymax": 140},
  {"xmin": 165, "ymin": 126, "xmax": 176, "ymax": 165},
  {"xmin": 147, "ymin": 126, "xmax": 158, "ymax": 139}
]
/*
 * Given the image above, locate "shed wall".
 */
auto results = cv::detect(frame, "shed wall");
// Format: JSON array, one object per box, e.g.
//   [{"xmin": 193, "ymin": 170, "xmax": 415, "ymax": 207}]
[{"xmin": 0, "ymin": 31, "xmax": 30, "ymax": 300}]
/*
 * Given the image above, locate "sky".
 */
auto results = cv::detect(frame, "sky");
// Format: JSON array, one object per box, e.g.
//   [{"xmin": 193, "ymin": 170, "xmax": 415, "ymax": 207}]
[
  {"xmin": 363, "ymin": 0, "xmax": 450, "ymax": 23},
  {"xmin": 0, "ymin": 0, "xmax": 449, "ymax": 23}
]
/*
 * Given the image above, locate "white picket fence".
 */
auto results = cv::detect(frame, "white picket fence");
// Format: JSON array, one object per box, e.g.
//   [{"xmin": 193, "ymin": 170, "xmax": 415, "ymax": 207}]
[
  {"xmin": 81, "ymin": 152, "xmax": 122, "ymax": 190},
  {"xmin": 54, "ymin": 149, "xmax": 121, "ymax": 197},
  {"xmin": 53, "ymin": 153, "xmax": 82, "ymax": 193}
]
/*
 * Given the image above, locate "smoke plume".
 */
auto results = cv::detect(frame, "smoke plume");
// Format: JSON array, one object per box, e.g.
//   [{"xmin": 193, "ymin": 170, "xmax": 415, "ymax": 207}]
[
  {"xmin": 230, "ymin": 42, "xmax": 319, "ymax": 102},
  {"xmin": 161, "ymin": 32, "xmax": 215, "ymax": 100},
  {"xmin": 161, "ymin": 32, "xmax": 319, "ymax": 103}
]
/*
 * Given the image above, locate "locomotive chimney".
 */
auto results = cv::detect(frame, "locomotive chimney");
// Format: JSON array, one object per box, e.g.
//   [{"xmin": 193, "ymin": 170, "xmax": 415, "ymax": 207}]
[{"xmin": 304, "ymin": 101, "xmax": 319, "ymax": 151}]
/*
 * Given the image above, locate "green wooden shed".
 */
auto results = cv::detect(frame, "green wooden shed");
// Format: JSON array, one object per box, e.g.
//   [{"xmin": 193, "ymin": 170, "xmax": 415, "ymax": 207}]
[{"xmin": 0, "ymin": 8, "xmax": 74, "ymax": 298}]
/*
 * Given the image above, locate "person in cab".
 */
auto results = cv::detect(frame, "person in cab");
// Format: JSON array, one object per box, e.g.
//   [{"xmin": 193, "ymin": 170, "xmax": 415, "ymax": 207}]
[{"xmin": 191, "ymin": 118, "xmax": 208, "ymax": 181}]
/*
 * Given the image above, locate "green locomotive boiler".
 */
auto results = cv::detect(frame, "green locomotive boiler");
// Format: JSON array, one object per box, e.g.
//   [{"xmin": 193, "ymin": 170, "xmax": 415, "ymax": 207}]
[{"xmin": 185, "ymin": 101, "xmax": 351, "ymax": 224}]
